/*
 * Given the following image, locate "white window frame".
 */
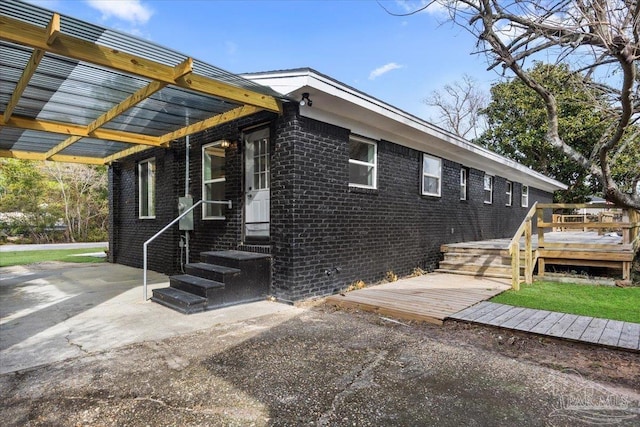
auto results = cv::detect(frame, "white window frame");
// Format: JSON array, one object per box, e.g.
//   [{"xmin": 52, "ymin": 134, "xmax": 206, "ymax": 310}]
[
  {"xmin": 460, "ymin": 168, "xmax": 468, "ymax": 201},
  {"xmin": 483, "ymin": 174, "xmax": 493, "ymax": 205},
  {"xmin": 202, "ymin": 141, "xmax": 226, "ymax": 220},
  {"xmin": 505, "ymin": 181, "xmax": 513, "ymax": 206},
  {"xmin": 138, "ymin": 158, "xmax": 156, "ymax": 219},
  {"xmin": 348, "ymin": 136, "xmax": 377, "ymax": 189},
  {"xmin": 521, "ymin": 185, "xmax": 529, "ymax": 207},
  {"xmin": 421, "ymin": 153, "xmax": 442, "ymax": 197}
]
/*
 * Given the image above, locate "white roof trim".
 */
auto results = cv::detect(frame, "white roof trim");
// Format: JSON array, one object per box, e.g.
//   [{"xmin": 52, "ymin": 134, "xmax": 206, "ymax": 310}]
[{"xmin": 244, "ymin": 68, "xmax": 567, "ymax": 193}]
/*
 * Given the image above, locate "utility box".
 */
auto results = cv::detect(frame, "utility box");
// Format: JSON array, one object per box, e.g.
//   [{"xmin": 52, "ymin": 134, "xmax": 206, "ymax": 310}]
[{"xmin": 178, "ymin": 196, "xmax": 194, "ymax": 231}]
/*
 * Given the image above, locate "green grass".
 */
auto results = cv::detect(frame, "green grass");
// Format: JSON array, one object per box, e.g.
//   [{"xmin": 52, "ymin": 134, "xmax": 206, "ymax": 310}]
[
  {"xmin": 491, "ymin": 281, "xmax": 640, "ymax": 323},
  {"xmin": 0, "ymin": 248, "xmax": 106, "ymax": 267}
]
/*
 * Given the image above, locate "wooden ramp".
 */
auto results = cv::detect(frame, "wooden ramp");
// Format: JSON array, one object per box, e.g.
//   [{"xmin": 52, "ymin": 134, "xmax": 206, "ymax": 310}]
[
  {"xmin": 450, "ymin": 301, "xmax": 640, "ymax": 351},
  {"xmin": 326, "ymin": 273, "xmax": 510, "ymax": 325}
]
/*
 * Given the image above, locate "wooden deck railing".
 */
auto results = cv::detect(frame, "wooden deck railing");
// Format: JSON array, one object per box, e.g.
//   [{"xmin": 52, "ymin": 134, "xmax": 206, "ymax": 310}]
[
  {"xmin": 508, "ymin": 202, "xmax": 538, "ymax": 290},
  {"xmin": 509, "ymin": 202, "xmax": 640, "ymax": 289}
]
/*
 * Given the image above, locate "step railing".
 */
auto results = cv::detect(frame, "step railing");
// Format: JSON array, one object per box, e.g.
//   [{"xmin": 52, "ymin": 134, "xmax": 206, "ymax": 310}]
[
  {"xmin": 142, "ymin": 199, "xmax": 232, "ymax": 301},
  {"xmin": 508, "ymin": 202, "xmax": 538, "ymax": 290}
]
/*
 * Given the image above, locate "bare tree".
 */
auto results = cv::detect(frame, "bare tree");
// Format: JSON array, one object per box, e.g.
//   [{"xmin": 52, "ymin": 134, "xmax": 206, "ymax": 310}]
[
  {"xmin": 425, "ymin": 74, "xmax": 487, "ymax": 139},
  {"xmin": 384, "ymin": 0, "xmax": 640, "ymax": 209}
]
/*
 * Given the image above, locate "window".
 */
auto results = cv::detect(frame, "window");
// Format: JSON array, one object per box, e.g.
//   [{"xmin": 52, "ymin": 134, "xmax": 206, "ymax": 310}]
[
  {"xmin": 521, "ymin": 185, "xmax": 529, "ymax": 207},
  {"xmin": 202, "ymin": 142, "xmax": 226, "ymax": 219},
  {"xmin": 460, "ymin": 168, "xmax": 468, "ymax": 200},
  {"xmin": 138, "ymin": 158, "xmax": 156, "ymax": 218},
  {"xmin": 421, "ymin": 154, "xmax": 442, "ymax": 197},
  {"xmin": 483, "ymin": 174, "xmax": 493, "ymax": 204},
  {"xmin": 349, "ymin": 136, "xmax": 377, "ymax": 188},
  {"xmin": 505, "ymin": 181, "xmax": 513, "ymax": 206}
]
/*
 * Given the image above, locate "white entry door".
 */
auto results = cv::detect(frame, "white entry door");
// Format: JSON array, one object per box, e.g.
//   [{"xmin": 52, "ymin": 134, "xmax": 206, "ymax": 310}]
[{"xmin": 244, "ymin": 128, "xmax": 270, "ymax": 239}]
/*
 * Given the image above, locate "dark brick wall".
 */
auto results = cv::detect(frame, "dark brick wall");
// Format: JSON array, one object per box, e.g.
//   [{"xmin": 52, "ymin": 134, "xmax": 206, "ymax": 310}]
[
  {"xmin": 109, "ymin": 111, "xmax": 277, "ymax": 273},
  {"xmin": 109, "ymin": 103, "xmax": 553, "ymax": 300},
  {"xmin": 268, "ymin": 111, "xmax": 552, "ymax": 301}
]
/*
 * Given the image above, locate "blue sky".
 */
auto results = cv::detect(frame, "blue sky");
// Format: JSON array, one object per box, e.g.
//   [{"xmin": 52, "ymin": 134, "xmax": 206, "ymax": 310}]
[{"xmin": 28, "ymin": 0, "xmax": 500, "ymax": 121}]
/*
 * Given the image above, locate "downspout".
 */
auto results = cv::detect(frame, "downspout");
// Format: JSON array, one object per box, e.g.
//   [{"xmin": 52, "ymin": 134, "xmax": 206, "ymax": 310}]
[
  {"xmin": 184, "ymin": 132, "xmax": 190, "ymax": 265},
  {"xmin": 184, "ymin": 112, "xmax": 190, "ymax": 266}
]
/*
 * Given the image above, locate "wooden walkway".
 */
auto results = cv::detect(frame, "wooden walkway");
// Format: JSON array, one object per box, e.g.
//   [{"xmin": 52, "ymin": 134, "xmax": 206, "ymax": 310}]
[
  {"xmin": 450, "ymin": 301, "xmax": 640, "ymax": 351},
  {"xmin": 326, "ymin": 273, "xmax": 510, "ymax": 325}
]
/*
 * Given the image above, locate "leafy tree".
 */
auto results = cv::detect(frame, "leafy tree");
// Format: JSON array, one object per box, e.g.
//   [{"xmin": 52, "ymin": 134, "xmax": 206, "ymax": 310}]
[
  {"xmin": 0, "ymin": 159, "xmax": 108, "ymax": 243},
  {"xmin": 0, "ymin": 159, "xmax": 60, "ymax": 242},
  {"xmin": 478, "ymin": 62, "xmax": 605, "ymax": 202},
  {"xmin": 41, "ymin": 162, "xmax": 108, "ymax": 242}
]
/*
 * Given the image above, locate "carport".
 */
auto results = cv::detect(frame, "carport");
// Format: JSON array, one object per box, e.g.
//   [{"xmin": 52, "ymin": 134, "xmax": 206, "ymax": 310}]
[{"xmin": 0, "ymin": 0, "xmax": 282, "ymax": 165}]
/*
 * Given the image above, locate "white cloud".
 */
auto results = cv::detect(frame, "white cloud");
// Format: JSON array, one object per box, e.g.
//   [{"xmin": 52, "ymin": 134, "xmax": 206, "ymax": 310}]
[
  {"xmin": 86, "ymin": 0, "xmax": 153, "ymax": 25},
  {"xmin": 369, "ymin": 63, "xmax": 405, "ymax": 80}
]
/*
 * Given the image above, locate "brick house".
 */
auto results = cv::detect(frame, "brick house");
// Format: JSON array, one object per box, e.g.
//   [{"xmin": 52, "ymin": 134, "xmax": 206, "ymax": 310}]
[{"xmin": 108, "ymin": 68, "xmax": 565, "ymax": 309}]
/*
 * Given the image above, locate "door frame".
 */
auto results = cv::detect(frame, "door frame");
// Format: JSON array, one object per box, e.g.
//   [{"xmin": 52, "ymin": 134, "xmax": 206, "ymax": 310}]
[{"xmin": 242, "ymin": 125, "xmax": 271, "ymax": 243}]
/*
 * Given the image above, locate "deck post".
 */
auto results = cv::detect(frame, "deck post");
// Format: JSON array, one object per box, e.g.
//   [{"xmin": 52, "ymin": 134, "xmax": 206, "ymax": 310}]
[
  {"xmin": 525, "ymin": 219, "xmax": 533, "ymax": 284},
  {"xmin": 536, "ymin": 206, "xmax": 545, "ymax": 277},
  {"xmin": 511, "ymin": 241, "xmax": 520, "ymax": 290}
]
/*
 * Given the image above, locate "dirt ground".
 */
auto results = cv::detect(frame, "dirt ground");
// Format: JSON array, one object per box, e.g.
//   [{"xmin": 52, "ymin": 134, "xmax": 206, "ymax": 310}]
[{"xmin": 1, "ymin": 303, "xmax": 639, "ymax": 426}]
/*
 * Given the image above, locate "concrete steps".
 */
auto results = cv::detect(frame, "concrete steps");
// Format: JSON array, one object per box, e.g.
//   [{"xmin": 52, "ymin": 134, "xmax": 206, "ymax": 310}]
[{"xmin": 151, "ymin": 250, "xmax": 271, "ymax": 314}]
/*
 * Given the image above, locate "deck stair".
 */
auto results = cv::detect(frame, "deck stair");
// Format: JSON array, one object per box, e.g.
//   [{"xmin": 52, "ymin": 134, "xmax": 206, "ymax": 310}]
[
  {"xmin": 151, "ymin": 250, "xmax": 271, "ymax": 314},
  {"xmin": 436, "ymin": 244, "xmax": 530, "ymax": 279}
]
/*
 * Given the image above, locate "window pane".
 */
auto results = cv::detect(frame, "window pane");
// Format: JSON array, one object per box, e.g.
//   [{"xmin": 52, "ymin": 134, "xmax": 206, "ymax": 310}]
[
  {"xmin": 349, "ymin": 163, "xmax": 373, "ymax": 186},
  {"xmin": 139, "ymin": 160, "xmax": 155, "ymax": 217},
  {"xmin": 140, "ymin": 163, "xmax": 148, "ymax": 216},
  {"xmin": 204, "ymin": 146, "xmax": 225, "ymax": 181},
  {"xmin": 205, "ymin": 182, "xmax": 224, "ymax": 217},
  {"xmin": 349, "ymin": 140, "xmax": 374, "ymax": 163},
  {"xmin": 484, "ymin": 189, "xmax": 492, "ymax": 203},
  {"xmin": 423, "ymin": 176, "xmax": 439, "ymax": 195},
  {"xmin": 484, "ymin": 175, "xmax": 492, "ymax": 190},
  {"xmin": 148, "ymin": 161, "xmax": 155, "ymax": 216},
  {"xmin": 423, "ymin": 156, "xmax": 440, "ymax": 175}
]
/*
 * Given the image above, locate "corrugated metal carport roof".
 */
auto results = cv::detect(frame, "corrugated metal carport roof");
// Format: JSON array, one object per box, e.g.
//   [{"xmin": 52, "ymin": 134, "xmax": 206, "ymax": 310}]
[{"xmin": 0, "ymin": 0, "xmax": 283, "ymax": 164}]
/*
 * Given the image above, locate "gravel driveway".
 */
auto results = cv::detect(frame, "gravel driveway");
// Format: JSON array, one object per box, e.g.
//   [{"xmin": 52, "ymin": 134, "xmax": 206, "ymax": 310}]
[{"xmin": 2, "ymin": 304, "xmax": 638, "ymax": 426}]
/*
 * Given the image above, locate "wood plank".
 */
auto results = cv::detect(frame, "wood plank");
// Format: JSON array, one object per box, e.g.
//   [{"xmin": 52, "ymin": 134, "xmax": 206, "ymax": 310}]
[
  {"xmin": 0, "ymin": 149, "xmax": 105, "ymax": 165},
  {"xmin": 617, "ymin": 322, "xmax": 640, "ymax": 350},
  {"xmin": 510, "ymin": 309, "xmax": 551, "ymax": 332},
  {"xmin": 474, "ymin": 304, "xmax": 516, "ymax": 324},
  {"xmin": 539, "ymin": 250, "xmax": 633, "ymax": 261},
  {"xmin": 448, "ymin": 302, "xmax": 486, "ymax": 320},
  {"xmin": 529, "ymin": 311, "xmax": 565, "ymax": 334},
  {"xmin": 538, "ymin": 221, "xmax": 632, "ymax": 230},
  {"xmin": 561, "ymin": 316, "xmax": 593, "ymax": 340},
  {"xmin": 496, "ymin": 308, "xmax": 535, "ymax": 328},
  {"xmin": 546, "ymin": 313, "xmax": 580, "ymax": 337},
  {"xmin": 486, "ymin": 306, "xmax": 528, "ymax": 327},
  {"xmin": 5, "ymin": 115, "xmax": 162, "ymax": 146},
  {"xmin": 455, "ymin": 302, "xmax": 504, "ymax": 322},
  {"xmin": 2, "ymin": 48, "xmax": 45, "ymax": 123},
  {"xmin": 598, "ymin": 320, "xmax": 624, "ymax": 347},
  {"xmin": 579, "ymin": 318, "xmax": 609, "ymax": 344}
]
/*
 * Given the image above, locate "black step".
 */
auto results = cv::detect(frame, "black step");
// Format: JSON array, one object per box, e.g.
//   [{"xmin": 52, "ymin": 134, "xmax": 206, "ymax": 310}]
[
  {"xmin": 170, "ymin": 274, "xmax": 224, "ymax": 307},
  {"xmin": 200, "ymin": 250, "xmax": 271, "ymax": 269},
  {"xmin": 151, "ymin": 287, "xmax": 207, "ymax": 314},
  {"xmin": 184, "ymin": 262, "xmax": 241, "ymax": 282}
]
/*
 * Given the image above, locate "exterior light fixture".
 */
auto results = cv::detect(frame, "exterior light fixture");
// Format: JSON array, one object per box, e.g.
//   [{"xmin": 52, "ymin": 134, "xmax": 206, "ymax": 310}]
[
  {"xmin": 300, "ymin": 92, "xmax": 312, "ymax": 107},
  {"xmin": 220, "ymin": 140, "xmax": 231, "ymax": 148}
]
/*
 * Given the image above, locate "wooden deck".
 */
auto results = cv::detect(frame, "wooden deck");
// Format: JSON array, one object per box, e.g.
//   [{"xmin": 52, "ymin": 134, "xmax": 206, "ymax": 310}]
[
  {"xmin": 325, "ymin": 273, "xmax": 510, "ymax": 325},
  {"xmin": 450, "ymin": 301, "xmax": 640, "ymax": 351}
]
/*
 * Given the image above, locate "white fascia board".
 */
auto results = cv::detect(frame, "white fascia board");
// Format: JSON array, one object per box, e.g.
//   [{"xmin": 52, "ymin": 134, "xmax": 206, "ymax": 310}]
[{"xmin": 246, "ymin": 70, "xmax": 567, "ymax": 193}]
